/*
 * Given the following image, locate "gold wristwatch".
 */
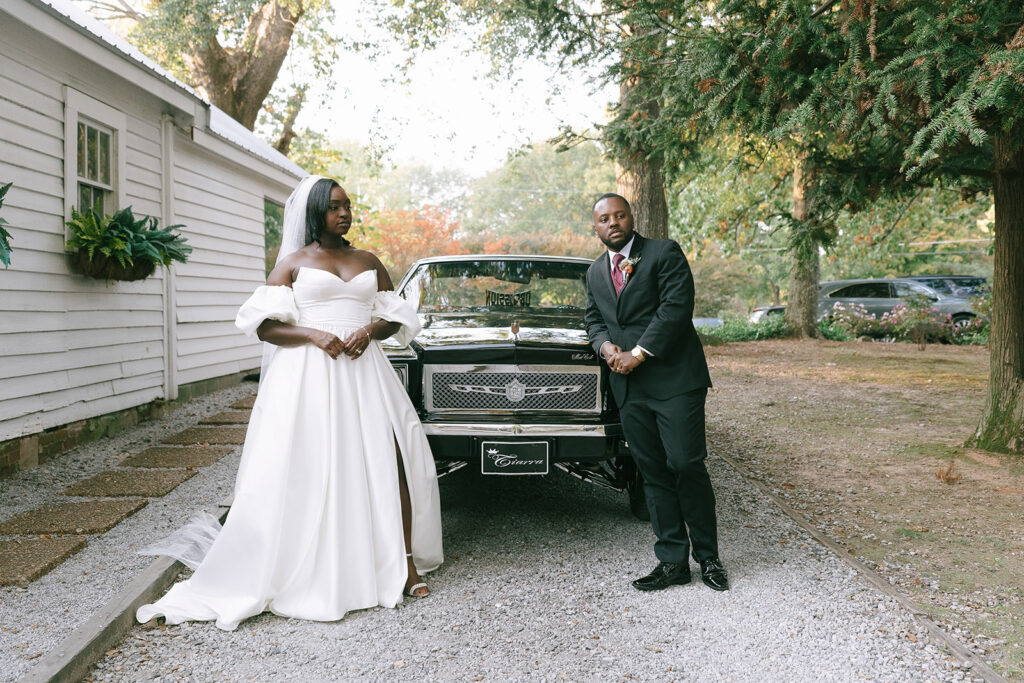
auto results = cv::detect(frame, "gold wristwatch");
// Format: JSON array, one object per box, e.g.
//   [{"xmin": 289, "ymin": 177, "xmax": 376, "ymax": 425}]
[{"xmin": 631, "ymin": 346, "xmax": 646, "ymax": 362}]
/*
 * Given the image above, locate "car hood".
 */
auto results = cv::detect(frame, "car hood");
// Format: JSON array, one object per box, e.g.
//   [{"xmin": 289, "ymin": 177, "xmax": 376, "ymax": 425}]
[
  {"xmin": 409, "ymin": 312, "xmax": 596, "ymax": 364},
  {"xmin": 417, "ymin": 313, "xmax": 588, "ymax": 346}
]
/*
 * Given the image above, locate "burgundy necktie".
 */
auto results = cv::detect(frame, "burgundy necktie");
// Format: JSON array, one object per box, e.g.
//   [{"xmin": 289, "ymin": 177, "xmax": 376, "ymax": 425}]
[{"xmin": 612, "ymin": 253, "xmax": 625, "ymax": 294}]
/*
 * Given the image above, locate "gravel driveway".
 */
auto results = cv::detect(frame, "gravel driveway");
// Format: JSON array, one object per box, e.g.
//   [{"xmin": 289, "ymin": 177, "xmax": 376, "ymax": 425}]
[
  {"xmin": 0, "ymin": 385, "xmax": 254, "ymax": 683},
  {"xmin": 81, "ymin": 450, "xmax": 971, "ymax": 681}
]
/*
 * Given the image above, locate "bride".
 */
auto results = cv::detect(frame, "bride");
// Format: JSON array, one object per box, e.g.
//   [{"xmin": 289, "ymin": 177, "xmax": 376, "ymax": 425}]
[{"xmin": 136, "ymin": 175, "xmax": 443, "ymax": 631}]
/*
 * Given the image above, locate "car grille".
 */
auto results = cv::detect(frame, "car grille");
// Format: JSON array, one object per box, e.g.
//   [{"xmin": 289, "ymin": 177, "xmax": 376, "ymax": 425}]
[{"xmin": 425, "ymin": 365, "xmax": 601, "ymax": 413}]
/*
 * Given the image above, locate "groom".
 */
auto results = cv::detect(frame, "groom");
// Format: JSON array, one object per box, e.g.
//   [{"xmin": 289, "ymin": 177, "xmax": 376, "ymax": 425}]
[{"xmin": 584, "ymin": 193, "xmax": 728, "ymax": 592}]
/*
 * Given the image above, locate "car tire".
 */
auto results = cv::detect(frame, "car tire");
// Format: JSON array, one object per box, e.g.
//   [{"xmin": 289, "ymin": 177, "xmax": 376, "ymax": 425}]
[
  {"xmin": 621, "ymin": 460, "xmax": 650, "ymax": 521},
  {"xmin": 952, "ymin": 313, "xmax": 974, "ymax": 330}
]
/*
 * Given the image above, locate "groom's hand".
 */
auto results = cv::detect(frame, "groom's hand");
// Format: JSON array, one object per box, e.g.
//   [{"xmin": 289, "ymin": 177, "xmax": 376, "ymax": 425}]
[
  {"xmin": 613, "ymin": 352, "xmax": 643, "ymax": 375},
  {"xmin": 601, "ymin": 343, "xmax": 636, "ymax": 375},
  {"xmin": 601, "ymin": 342, "xmax": 623, "ymax": 371}
]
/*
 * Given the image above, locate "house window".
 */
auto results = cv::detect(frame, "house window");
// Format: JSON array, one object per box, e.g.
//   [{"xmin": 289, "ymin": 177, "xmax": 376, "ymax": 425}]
[
  {"xmin": 77, "ymin": 120, "xmax": 114, "ymax": 214},
  {"xmin": 264, "ymin": 198, "xmax": 285, "ymax": 275},
  {"xmin": 63, "ymin": 86, "xmax": 126, "ymax": 228}
]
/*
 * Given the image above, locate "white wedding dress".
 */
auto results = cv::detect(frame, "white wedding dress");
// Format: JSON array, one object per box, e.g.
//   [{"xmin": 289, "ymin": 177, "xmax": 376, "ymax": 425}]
[{"xmin": 136, "ymin": 266, "xmax": 443, "ymax": 631}]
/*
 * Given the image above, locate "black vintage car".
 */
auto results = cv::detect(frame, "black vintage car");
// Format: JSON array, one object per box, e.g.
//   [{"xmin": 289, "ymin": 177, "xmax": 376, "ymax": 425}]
[{"xmin": 382, "ymin": 254, "xmax": 647, "ymax": 518}]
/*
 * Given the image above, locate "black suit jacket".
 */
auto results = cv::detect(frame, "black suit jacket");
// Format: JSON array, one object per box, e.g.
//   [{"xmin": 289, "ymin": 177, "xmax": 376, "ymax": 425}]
[{"xmin": 585, "ymin": 234, "xmax": 712, "ymax": 404}]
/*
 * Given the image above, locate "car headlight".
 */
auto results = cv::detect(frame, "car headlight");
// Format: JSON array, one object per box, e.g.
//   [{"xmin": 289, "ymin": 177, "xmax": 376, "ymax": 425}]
[{"xmin": 392, "ymin": 363, "xmax": 409, "ymax": 391}]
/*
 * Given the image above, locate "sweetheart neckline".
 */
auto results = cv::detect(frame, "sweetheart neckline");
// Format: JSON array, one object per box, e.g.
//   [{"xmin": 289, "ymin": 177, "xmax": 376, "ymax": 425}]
[{"xmin": 296, "ymin": 266, "xmax": 376, "ymax": 284}]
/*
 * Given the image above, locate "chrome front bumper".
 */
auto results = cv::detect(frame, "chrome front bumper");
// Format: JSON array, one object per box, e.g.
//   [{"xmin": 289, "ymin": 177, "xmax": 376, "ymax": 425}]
[{"xmin": 421, "ymin": 422, "xmax": 620, "ymax": 437}]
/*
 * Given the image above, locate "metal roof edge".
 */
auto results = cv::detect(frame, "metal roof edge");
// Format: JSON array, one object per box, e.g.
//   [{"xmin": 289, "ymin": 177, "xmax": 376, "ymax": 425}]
[{"xmin": 20, "ymin": 0, "xmax": 305, "ymax": 179}]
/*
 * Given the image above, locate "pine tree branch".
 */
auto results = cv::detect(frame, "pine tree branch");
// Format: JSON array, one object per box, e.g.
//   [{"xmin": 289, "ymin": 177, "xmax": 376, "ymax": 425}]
[
  {"xmin": 872, "ymin": 187, "xmax": 925, "ymax": 245},
  {"xmin": 810, "ymin": 0, "xmax": 841, "ymax": 19}
]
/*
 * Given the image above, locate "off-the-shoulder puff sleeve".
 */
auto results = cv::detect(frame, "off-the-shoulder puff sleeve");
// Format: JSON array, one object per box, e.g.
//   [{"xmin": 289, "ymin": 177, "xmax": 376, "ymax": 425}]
[
  {"xmin": 371, "ymin": 290, "xmax": 422, "ymax": 347},
  {"xmin": 235, "ymin": 285, "xmax": 300, "ymax": 337}
]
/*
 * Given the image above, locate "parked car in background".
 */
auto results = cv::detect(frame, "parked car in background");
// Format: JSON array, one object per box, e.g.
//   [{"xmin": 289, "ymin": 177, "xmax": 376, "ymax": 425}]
[
  {"xmin": 901, "ymin": 275, "xmax": 988, "ymax": 297},
  {"xmin": 818, "ymin": 278, "xmax": 980, "ymax": 327},
  {"xmin": 748, "ymin": 305, "xmax": 786, "ymax": 323},
  {"xmin": 383, "ymin": 255, "xmax": 648, "ymax": 518}
]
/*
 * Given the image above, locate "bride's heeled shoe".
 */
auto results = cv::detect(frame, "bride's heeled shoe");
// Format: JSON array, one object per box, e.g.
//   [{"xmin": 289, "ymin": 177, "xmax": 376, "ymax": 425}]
[{"xmin": 405, "ymin": 552, "xmax": 430, "ymax": 598}]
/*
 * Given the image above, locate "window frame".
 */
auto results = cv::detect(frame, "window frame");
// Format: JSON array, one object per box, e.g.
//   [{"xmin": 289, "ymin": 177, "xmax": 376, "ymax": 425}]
[{"xmin": 63, "ymin": 86, "xmax": 127, "ymax": 237}]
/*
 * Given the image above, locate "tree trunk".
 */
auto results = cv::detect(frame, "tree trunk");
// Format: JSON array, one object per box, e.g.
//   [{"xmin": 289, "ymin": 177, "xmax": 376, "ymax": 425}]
[
  {"xmin": 616, "ymin": 156, "xmax": 668, "ymax": 240},
  {"xmin": 614, "ymin": 24, "xmax": 668, "ymax": 240},
  {"xmin": 784, "ymin": 157, "xmax": 821, "ymax": 338},
  {"xmin": 273, "ymin": 87, "xmax": 307, "ymax": 155},
  {"xmin": 185, "ymin": 0, "xmax": 305, "ymax": 130},
  {"xmin": 969, "ymin": 134, "xmax": 1024, "ymax": 453}
]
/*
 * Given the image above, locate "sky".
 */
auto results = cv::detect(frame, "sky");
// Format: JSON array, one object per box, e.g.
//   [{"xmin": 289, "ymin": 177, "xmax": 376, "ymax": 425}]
[{"xmin": 292, "ymin": 7, "xmax": 619, "ymax": 177}]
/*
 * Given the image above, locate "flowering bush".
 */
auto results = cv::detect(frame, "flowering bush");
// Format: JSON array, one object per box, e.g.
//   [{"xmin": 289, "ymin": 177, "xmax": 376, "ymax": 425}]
[
  {"xmin": 887, "ymin": 295, "xmax": 953, "ymax": 347},
  {"xmin": 829, "ymin": 301, "xmax": 885, "ymax": 338},
  {"xmin": 829, "ymin": 296, "xmax": 988, "ymax": 346}
]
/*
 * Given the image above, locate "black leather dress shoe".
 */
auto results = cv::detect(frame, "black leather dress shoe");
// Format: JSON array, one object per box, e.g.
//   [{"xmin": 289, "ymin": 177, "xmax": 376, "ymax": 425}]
[
  {"xmin": 632, "ymin": 562, "xmax": 692, "ymax": 591},
  {"xmin": 700, "ymin": 558, "xmax": 729, "ymax": 591}
]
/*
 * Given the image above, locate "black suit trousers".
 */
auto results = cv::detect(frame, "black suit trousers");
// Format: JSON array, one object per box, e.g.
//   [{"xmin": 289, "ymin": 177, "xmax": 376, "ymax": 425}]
[{"xmin": 619, "ymin": 385, "xmax": 719, "ymax": 564}]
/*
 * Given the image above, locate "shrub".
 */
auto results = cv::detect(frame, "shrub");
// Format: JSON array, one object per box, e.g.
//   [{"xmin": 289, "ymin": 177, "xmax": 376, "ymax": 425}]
[
  {"xmin": 828, "ymin": 296, "xmax": 989, "ymax": 346},
  {"xmin": 886, "ymin": 295, "xmax": 954, "ymax": 347},
  {"xmin": 701, "ymin": 314, "xmax": 789, "ymax": 342},
  {"xmin": 67, "ymin": 206, "xmax": 191, "ymax": 281},
  {"xmin": 819, "ymin": 318, "xmax": 852, "ymax": 341}
]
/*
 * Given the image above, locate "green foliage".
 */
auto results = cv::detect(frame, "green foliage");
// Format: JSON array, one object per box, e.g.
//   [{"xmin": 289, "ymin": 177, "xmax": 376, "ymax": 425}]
[
  {"xmin": 286, "ymin": 128, "xmax": 348, "ymax": 176},
  {"xmin": 890, "ymin": 294, "xmax": 956, "ymax": 347},
  {"xmin": 700, "ymin": 315, "xmax": 790, "ymax": 343},
  {"xmin": 66, "ymin": 206, "xmax": 192, "ymax": 270},
  {"xmin": 819, "ymin": 318, "xmax": 852, "ymax": 341},
  {"xmin": 326, "ymin": 139, "xmax": 469, "ymax": 214},
  {"xmin": 690, "ymin": 249, "xmax": 777, "ymax": 318},
  {"xmin": 825, "ymin": 185, "xmax": 992, "ymax": 280},
  {"xmin": 462, "ymin": 142, "xmax": 615, "ymax": 238},
  {"xmin": 327, "ymin": 138, "xmax": 614, "ymax": 248},
  {"xmin": 0, "ymin": 182, "xmax": 12, "ymax": 267},
  {"xmin": 126, "ymin": 0, "xmax": 340, "ymax": 85},
  {"xmin": 836, "ymin": 2, "xmax": 1024, "ymax": 179},
  {"xmin": 90, "ymin": 0, "xmax": 347, "ymax": 154}
]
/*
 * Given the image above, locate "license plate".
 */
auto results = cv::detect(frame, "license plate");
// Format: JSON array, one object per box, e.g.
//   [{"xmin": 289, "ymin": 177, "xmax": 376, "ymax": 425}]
[{"xmin": 480, "ymin": 440, "xmax": 549, "ymax": 476}]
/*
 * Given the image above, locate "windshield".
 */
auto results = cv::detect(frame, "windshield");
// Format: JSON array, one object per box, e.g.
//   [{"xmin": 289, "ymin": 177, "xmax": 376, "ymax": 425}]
[{"xmin": 401, "ymin": 259, "xmax": 590, "ymax": 315}]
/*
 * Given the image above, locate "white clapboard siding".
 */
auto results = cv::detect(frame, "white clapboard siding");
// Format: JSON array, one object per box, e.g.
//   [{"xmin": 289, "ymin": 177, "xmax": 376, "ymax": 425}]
[
  {"xmin": 172, "ymin": 133, "xmax": 280, "ymax": 381},
  {"xmin": 0, "ymin": 0, "xmax": 300, "ymax": 443},
  {"xmin": 0, "ymin": 34, "xmax": 168, "ymax": 441}
]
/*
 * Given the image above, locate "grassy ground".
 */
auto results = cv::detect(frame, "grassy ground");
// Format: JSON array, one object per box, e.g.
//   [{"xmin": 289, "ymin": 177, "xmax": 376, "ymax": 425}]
[{"xmin": 705, "ymin": 339, "xmax": 1023, "ymax": 679}]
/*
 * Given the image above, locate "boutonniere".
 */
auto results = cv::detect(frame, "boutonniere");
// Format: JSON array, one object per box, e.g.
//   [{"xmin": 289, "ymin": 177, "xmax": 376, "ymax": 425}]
[{"xmin": 619, "ymin": 255, "xmax": 641, "ymax": 284}]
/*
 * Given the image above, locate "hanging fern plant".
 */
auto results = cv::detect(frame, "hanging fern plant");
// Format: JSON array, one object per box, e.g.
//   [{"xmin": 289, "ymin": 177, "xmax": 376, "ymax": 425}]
[
  {"xmin": 66, "ymin": 206, "xmax": 192, "ymax": 281},
  {"xmin": 0, "ymin": 182, "xmax": 12, "ymax": 268}
]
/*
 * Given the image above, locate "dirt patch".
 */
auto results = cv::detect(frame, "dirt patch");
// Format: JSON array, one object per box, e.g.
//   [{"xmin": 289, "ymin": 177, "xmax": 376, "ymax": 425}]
[
  {"xmin": 706, "ymin": 339, "xmax": 1023, "ymax": 680},
  {"xmin": 231, "ymin": 396, "xmax": 256, "ymax": 409}
]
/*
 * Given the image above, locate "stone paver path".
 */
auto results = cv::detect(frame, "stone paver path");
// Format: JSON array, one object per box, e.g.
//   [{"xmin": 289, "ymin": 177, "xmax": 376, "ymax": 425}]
[
  {"xmin": 199, "ymin": 411, "xmax": 251, "ymax": 425},
  {"xmin": 63, "ymin": 469, "xmax": 197, "ymax": 498},
  {"xmin": 0, "ymin": 537, "xmax": 88, "ymax": 586},
  {"xmin": 122, "ymin": 446, "xmax": 233, "ymax": 469},
  {"xmin": 0, "ymin": 397, "xmax": 252, "ymax": 587},
  {"xmin": 161, "ymin": 427, "xmax": 247, "ymax": 446}
]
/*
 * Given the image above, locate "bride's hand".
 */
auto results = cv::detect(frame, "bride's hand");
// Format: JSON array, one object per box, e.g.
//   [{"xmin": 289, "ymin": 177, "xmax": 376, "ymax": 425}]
[
  {"xmin": 309, "ymin": 329, "xmax": 345, "ymax": 359},
  {"xmin": 341, "ymin": 326, "xmax": 371, "ymax": 358}
]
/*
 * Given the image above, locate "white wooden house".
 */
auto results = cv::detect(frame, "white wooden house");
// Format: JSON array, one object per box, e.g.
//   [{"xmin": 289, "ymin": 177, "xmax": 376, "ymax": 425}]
[{"xmin": 0, "ymin": 0, "xmax": 305, "ymax": 469}]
